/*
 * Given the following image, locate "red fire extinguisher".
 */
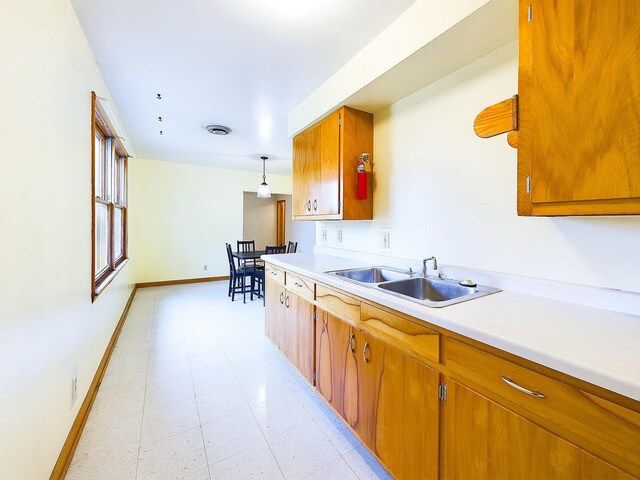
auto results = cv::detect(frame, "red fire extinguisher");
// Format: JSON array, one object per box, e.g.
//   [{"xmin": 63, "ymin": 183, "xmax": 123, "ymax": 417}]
[{"xmin": 356, "ymin": 153, "xmax": 370, "ymax": 200}]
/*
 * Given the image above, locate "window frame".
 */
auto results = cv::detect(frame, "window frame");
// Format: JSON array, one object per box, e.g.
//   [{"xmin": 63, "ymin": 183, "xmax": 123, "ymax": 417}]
[{"xmin": 91, "ymin": 92, "xmax": 129, "ymax": 301}]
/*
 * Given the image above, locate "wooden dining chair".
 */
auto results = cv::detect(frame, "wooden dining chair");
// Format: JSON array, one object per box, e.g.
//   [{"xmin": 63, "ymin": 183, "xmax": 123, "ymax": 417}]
[
  {"xmin": 287, "ymin": 241, "xmax": 297, "ymax": 253},
  {"xmin": 226, "ymin": 243, "xmax": 256, "ymax": 303},
  {"xmin": 238, "ymin": 239, "xmax": 263, "ymax": 270}
]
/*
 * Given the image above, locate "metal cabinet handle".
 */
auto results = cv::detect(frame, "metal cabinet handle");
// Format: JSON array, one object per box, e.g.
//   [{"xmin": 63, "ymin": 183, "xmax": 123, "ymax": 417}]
[
  {"xmin": 363, "ymin": 341, "xmax": 370, "ymax": 363},
  {"xmin": 313, "ymin": 199, "xmax": 318, "ymax": 211},
  {"xmin": 294, "ymin": 282, "xmax": 303, "ymax": 288},
  {"xmin": 270, "ymin": 270, "xmax": 278, "ymax": 276},
  {"xmin": 307, "ymin": 200, "xmax": 311, "ymax": 211},
  {"xmin": 279, "ymin": 292, "xmax": 284, "ymax": 304},
  {"xmin": 501, "ymin": 376, "xmax": 546, "ymax": 398},
  {"xmin": 285, "ymin": 295, "xmax": 289, "ymax": 308},
  {"xmin": 349, "ymin": 333, "xmax": 355, "ymax": 353}
]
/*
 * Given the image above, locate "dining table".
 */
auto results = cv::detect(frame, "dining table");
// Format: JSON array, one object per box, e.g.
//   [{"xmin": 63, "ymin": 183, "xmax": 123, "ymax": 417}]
[{"xmin": 231, "ymin": 250, "xmax": 266, "ymax": 263}]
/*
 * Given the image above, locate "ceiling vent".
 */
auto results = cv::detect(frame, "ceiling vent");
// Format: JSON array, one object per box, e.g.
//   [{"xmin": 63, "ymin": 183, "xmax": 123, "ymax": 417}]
[{"xmin": 205, "ymin": 124, "xmax": 232, "ymax": 135}]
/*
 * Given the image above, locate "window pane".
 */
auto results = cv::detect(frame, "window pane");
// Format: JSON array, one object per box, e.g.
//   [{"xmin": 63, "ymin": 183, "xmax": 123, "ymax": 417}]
[
  {"xmin": 95, "ymin": 202, "xmax": 109, "ymax": 274},
  {"xmin": 114, "ymin": 207, "xmax": 123, "ymax": 259},
  {"xmin": 119, "ymin": 158, "xmax": 126, "ymax": 205},
  {"xmin": 105, "ymin": 140, "xmax": 114, "ymax": 201},
  {"xmin": 114, "ymin": 157, "xmax": 125, "ymax": 205},
  {"xmin": 94, "ymin": 134, "xmax": 103, "ymax": 198}
]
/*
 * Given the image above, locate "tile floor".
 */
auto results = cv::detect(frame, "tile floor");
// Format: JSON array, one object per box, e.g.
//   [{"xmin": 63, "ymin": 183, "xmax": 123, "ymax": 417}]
[{"xmin": 67, "ymin": 281, "xmax": 392, "ymax": 480}]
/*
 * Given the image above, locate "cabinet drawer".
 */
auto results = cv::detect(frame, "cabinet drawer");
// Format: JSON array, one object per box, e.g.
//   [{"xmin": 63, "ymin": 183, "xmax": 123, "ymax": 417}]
[
  {"xmin": 316, "ymin": 284, "xmax": 360, "ymax": 327},
  {"xmin": 446, "ymin": 338, "xmax": 640, "ymax": 477},
  {"xmin": 265, "ymin": 264, "xmax": 285, "ymax": 287},
  {"xmin": 285, "ymin": 271, "xmax": 315, "ymax": 303},
  {"xmin": 360, "ymin": 303, "xmax": 440, "ymax": 364}
]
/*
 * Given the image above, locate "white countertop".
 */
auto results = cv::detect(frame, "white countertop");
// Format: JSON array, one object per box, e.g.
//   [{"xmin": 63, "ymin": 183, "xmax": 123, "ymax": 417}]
[{"xmin": 263, "ymin": 253, "xmax": 640, "ymax": 401}]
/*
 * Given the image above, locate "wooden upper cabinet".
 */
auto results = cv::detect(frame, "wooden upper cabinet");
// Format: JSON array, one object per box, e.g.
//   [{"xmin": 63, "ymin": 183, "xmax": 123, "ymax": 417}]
[
  {"xmin": 292, "ymin": 107, "xmax": 374, "ymax": 220},
  {"xmin": 518, "ymin": 0, "xmax": 640, "ymax": 215}
]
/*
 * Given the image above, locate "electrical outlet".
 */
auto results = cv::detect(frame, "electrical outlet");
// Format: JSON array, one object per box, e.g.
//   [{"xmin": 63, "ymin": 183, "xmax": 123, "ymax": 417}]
[
  {"xmin": 336, "ymin": 228, "xmax": 343, "ymax": 245},
  {"xmin": 203, "ymin": 265, "xmax": 208, "ymax": 271},
  {"xmin": 321, "ymin": 227, "xmax": 328, "ymax": 244},
  {"xmin": 70, "ymin": 367, "xmax": 78, "ymax": 409},
  {"xmin": 379, "ymin": 228, "xmax": 391, "ymax": 252}
]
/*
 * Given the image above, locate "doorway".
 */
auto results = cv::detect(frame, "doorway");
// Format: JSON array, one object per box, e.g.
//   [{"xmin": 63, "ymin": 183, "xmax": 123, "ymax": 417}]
[{"xmin": 276, "ymin": 200, "xmax": 285, "ymax": 246}]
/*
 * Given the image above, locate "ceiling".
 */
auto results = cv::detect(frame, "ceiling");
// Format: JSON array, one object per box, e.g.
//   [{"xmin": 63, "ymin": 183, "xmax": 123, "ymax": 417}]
[{"xmin": 71, "ymin": 0, "xmax": 417, "ymax": 175}]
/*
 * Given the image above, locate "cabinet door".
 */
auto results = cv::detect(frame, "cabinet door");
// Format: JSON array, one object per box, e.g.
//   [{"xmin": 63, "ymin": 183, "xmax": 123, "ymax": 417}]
[
  {"xmin": 443, "ymin": 380, "xmax": 635, "ymax": 480},
  {"xmin": 265, "ymin": 279, "xmax": 285, "ymax": 350},
  {"xmin": 519, "ymin": 0, "xmax": 640, "ymax": 215},
  {"xmin": 358, "ymin": 332, "xmax": 440, "ymax": 480},
  {"xmin": 316, "ymin": 110, "xmax": 340, "ymax": 216},
  {"xmin": 315, "ymin": 309, "xmax": 359, "ymax": 424},
  {"xmin": 292, "ymin": 128, "xmax": 315, "ymax": 217},
  {"xmin": 293, "ymin": 112, "xmax": 340, "ymax": 217},
  {"xmin": 285, "ymin": 291, "xmax": 315, "ymax": 384}
]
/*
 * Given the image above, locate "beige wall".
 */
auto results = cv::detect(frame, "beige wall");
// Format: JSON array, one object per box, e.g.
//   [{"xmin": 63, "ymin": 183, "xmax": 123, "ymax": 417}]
[
  {"xmin": 129, "ymin": 159, "xmax": 293, "ymax": 283},
  {"xmin": 319, "ymin": 41, "xmax": 640, "ymax": 293},
  {"xmin": 242, "ymin": 192, "xmax": 280, "ymax": 249},
  {"xmin": 0, "ymin": 1, "xmax": 135, "ymax": 478},
  {"xmin": 242, "ymin": 193, "xmax": 316, "ymax": 253}
]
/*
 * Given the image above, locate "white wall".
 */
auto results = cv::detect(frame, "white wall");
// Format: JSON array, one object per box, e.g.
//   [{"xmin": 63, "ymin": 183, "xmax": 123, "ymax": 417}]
[
  {"xmin": 129, "ymin": 158, "xmax": 293, "ymax": 283},
  {"xmin": 319, "ymin": 42, "xmax": 640, "ymax": 293},
  {"xmin": 287, "ymin": 206, "xmax": 316, "ymax": 254},
  {"xmin": 0, "ymin": 1, "xmax": 135, "ymax": 478}
]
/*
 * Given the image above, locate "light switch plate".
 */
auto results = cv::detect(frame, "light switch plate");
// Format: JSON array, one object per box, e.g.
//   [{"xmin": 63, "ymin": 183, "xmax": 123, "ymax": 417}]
[
  {"xmin": 336, "ymin": 228, "xmax": 343, "ymax": 245},
  {"xmin": 379, "ymin": 228, "xmax": 391, "ymax": 253},
  {"xmin": 320, "ymin": 226, "xmax": 328, "ymax": 244}
]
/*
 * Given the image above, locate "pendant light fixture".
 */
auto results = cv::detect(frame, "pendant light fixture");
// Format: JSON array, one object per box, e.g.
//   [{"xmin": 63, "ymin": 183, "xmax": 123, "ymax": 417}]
[{"xmin": 257, "ymin": 156, "xmax": 271, "ymax": 198}]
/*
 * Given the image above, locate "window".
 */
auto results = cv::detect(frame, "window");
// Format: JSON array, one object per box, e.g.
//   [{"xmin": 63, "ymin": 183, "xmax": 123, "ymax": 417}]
[{"xmin": 92, "ymin": 92, "xmax": 129, "ymax": 300}]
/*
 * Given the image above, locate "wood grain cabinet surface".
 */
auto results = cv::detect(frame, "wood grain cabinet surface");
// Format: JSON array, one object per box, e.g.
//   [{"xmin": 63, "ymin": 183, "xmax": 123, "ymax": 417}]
[
  {"xmin": 443, "ymin": 380, "xmax": 636, "ymax": 480},
  {"xmin": 315, "ymin": 309, "xmax": 440, "ymax": 480},
  {"xmin": 264, "ymin": 278, "xmax": 315, "ymax": 384},
  {"xmin": 292, "ymin": 107, "xmax": 373, "ymax": 220},
  {"xmin": 264, "ymin": 263, "xmax": 640, "ymax": 479},
  {"xmin": 357, "ymin": 331, "xmax": 440, "ymax": 480},
  {"xmin": 518, "ymin": 0, "xmax": 640, "ymax": 215},
  {"xmin": 315, "ymin": 309, "xmax": 360, "ymax": 429}
]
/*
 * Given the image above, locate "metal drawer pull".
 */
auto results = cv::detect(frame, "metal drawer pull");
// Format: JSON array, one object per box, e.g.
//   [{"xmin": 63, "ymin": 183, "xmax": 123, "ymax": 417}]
[
  {"xmin": 294, "ymin": 282, "xmax": 303, "ymax": 287},
  {"xmin": 270, "ymin": 271, "xmax": 278, "ymax": 276},
  {"xmin": 307, "ymin": 200, "xmax": 311, "ymax": 211},
  {"xmin": 313, "ymin": 199, "xmax": 318, "ymax": 211},
  {"xmin": 501, "ymin": 376, "xmax": 546, "ymax": 398},
  {"xmin": 363, "ymin": 341, "xmax": 370, "ymax": 363},
  {"xmin": 279, "ymin": 292, "xmax": 284, "ymax": 304},
  {"xmin": 348, "ymin": 333, "xmax": 355, "ymax": 353},
  {"xmin": 285, "ymin": 295, "xmax": 289, "ymax": 308}
]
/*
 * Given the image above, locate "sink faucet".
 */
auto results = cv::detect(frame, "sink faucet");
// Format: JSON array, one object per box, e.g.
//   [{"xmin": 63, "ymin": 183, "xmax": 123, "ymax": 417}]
[{"xmin": 422, "ymin": 257, "xmax": 438, "ymax": 277}]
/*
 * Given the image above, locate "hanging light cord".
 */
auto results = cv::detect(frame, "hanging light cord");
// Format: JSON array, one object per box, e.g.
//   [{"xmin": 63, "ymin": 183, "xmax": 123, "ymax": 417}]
[{"xmin": 261, "ymin": 156, "xmax": 267, "ymax": 183}]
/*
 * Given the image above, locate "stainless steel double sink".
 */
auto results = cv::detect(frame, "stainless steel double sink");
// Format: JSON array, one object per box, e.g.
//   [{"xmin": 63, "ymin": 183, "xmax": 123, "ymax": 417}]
[{"xmin": 325, "ymin": 266, "xmax": 500, "ymax": 308}]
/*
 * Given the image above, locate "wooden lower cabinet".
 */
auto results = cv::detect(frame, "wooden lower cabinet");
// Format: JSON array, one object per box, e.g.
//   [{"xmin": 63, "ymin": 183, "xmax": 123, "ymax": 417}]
[
  {"xmin": 315, "ymin": 309, "xmax": 359, "ymax": 428},
  {"xmin": 357, "ymin": 332, "xmax": 440, "ymax": 480},
  {"xmin": 265, "ymin": 279, "xmax": 285, "ymax": 351},
  {"xmin": 315, "ymin": 309, "xmax": 440, "ymax": 480},
  {"xmin": 265, "ymin": 279, "xmax": 315, "ymax": 384},
  {"xmin": 443, "ymin": 380, "xmax": 635, "ymax": 480},
  {"xmin": 285, "ymin": 291, "xmax": 315, "ymax": 383},
  {"xmin": 267, "ymin": 269, "xmax": 640, "ymax": 480}
]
